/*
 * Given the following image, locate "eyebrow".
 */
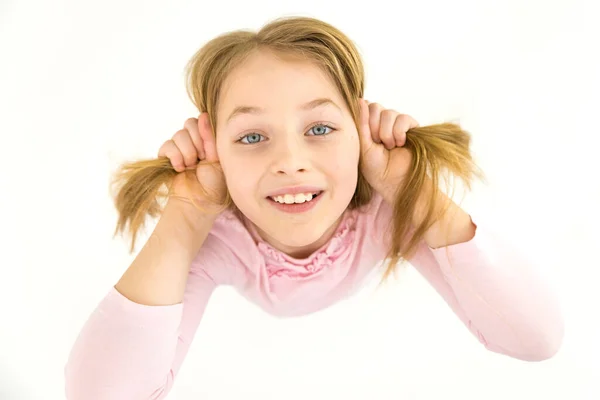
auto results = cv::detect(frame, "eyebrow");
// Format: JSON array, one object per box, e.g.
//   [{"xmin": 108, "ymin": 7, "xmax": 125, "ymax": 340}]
[{"xmin": 226, "ymin": 97, "xmax": 341, "ymax": 124}]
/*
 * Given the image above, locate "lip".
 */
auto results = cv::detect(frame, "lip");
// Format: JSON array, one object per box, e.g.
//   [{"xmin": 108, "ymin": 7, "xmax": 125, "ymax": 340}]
[{"xmin": 266, "ymin": 185, "xmax": 324, "ymax": 198}]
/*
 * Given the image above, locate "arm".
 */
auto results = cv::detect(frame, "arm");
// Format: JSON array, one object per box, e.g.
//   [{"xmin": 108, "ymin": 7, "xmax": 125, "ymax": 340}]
[
  {"xmin": 409, "ymin": 216, "xmax": 564, "ymax": 361},
  {"xmin": 64, "ymin": 200, "xmax": 228, "ymax": 399},
  {"xmin": 374, "ymin": 191, "xmax": 564, "ymax": 361},
  {"xmin": 115, "ymin": 198, "xmax": 219, "ymax": 306}
]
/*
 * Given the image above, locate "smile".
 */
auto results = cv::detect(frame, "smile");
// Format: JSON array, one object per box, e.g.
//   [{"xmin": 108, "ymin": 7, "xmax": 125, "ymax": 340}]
[
  {"xmin": 266, "ymin": 191, "xmax": 324, "ymax": 213},
  {"xmin": 268, "ymin": 191, "xmax": 322, "ymax": 204}
]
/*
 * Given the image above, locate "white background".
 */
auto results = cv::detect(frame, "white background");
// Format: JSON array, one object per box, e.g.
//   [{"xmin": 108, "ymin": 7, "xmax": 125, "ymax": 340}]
[{"xmin": 1, "ymin": 0, "xmax": 599, "ymax": 399}]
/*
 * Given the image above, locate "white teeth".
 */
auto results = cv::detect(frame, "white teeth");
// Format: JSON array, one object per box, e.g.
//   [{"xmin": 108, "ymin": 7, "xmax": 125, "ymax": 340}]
[{"xmin": 271, "ymin": 192, "xmax": 318, "ymax": 204}]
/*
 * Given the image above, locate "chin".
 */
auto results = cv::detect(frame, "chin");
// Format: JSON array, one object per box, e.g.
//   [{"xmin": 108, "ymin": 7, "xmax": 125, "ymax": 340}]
[
  {"xmin": 272, "ymin": 219, "xmax": 326, "ymax": 240},
  {"xmin": 278, "ymin": 230, "xmax": 325, "ymax": 247}
]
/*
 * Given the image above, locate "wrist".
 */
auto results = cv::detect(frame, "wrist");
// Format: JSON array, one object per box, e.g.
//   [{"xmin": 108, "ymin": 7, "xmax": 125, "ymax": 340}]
[
  {"xmin": 165, "ymin": 196, "xmax": 220, "ymax": 223},
  {"xmin": 159, "ymin": 198, "xmax": 220, "ymax": 250}
]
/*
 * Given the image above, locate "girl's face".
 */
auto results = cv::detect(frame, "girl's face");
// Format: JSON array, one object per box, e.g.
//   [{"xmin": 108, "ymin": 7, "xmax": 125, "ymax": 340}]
[{"xmin": 216, "ymin": 49, "xmax": 360, "ymax": 258}]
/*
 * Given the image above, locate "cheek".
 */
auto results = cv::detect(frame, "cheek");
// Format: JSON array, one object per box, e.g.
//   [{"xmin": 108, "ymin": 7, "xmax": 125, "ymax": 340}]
[
  {"xmin": 331, "ymin": 155, "xmax": 359, "ymax": 180},
  {"xmin": 327, "ymin": 139, "xmax": 360, "ymax": 180},
  {"xmin": 335, "ymin": 132, "xmax": 360, "ymax": 167},
  {"xmin": 220, "ymin": 157, "xmax": 260, "ymax": 199}
]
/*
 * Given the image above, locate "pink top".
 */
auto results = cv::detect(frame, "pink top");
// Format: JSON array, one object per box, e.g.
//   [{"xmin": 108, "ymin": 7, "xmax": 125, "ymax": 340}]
[{"xmin": 64, "ymin": 192, "xmax": 564, "ymax": 399}]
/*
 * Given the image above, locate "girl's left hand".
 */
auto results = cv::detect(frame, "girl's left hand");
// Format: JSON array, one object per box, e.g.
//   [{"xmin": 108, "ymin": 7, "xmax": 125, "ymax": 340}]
[{"xmin": 358, "ymin": 99, "xmax": 420, "ymax": 197}]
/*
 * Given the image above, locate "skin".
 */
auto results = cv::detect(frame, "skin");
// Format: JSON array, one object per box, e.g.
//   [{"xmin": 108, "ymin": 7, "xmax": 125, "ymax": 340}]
[{"xmin": 215, "ymin": 49, "xmax": 361, "ymax": 258}]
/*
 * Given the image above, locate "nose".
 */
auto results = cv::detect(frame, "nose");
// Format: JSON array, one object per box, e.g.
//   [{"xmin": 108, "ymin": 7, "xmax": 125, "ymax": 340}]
[{"xmin": 269, "ymin": 134, "xmax": 310, "ymax": 176}]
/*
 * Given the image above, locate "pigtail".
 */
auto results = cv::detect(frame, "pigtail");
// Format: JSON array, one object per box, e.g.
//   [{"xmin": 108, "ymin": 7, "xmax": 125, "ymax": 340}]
[
  {"xmin": 382, "ymin": 122, "xmax": 486, "ymax": 279},
  {"xmin": 110, "ymin": 157, "xmax": 178, "ymax": 253}
]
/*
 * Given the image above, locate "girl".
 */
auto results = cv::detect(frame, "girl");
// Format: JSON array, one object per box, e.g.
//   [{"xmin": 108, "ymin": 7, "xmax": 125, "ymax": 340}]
[{"xmin": 64, "ymin": 16, "xmax": 563, "ymax": 399}]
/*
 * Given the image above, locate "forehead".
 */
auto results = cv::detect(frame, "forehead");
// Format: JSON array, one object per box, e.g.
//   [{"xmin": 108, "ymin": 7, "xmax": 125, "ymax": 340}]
[{"xmin": 218, "ymin": 50, "xmax": 342, "ymax": 110}]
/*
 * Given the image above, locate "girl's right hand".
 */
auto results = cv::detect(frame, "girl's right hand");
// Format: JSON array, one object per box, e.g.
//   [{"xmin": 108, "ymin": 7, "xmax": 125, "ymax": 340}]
[{"xmin": 157, "ymin": 113, "xmax": 227, "ymax": 214}]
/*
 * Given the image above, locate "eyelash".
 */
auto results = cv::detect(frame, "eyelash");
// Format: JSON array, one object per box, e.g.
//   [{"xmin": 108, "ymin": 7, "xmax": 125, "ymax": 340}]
[{"xmin": 236, "ymin": 122, "xmax": 336, "ymax": 145}]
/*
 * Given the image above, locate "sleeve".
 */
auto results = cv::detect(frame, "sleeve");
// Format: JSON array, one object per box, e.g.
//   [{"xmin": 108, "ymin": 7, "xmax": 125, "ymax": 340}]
[
  {"xmin": 64, "ymin": 233, "xmax": 232, "ymax": 400},
  {"xmin": 370, "ymin": 193, "xmax": 565, "ymax": 361}
]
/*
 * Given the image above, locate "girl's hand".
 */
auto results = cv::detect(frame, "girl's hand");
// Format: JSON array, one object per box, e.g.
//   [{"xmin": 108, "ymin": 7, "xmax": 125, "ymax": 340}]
[
  {"xmin": 157, "ymin": 113, "xmax": 227, "ymax": 214},
  {"xmin": 358, "ymin": 99, "xmax": 419, "ymax": 198}
]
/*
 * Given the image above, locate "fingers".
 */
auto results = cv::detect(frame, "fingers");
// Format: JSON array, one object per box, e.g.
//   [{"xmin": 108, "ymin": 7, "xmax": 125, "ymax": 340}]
[
  {"xmin": 393, "ymin": 114, "xmax": 419, "ymax": 146},
  {"xmin": 367, "ymin": 101, "xmax": 383, "ymax": 144},
  {"xmin": 367, "ymin": 100, "xmax": 418, "ymax": 149},
  {"xmin": 392, "ymin": 116, "xmax": 406, "ymax": 147},
  {"xmin": 358, "ymin": 98, "xmax": 374, "ymax": 153},
  {"xmin": 197, "ymin": 112, "xmax": 218, "ymax": 163},
  {"xmin": 157, "ymin": 118, "xmax": 202, "ymax": 172},
  {"xmin": 378, "ymin": 110, "xmax": 397, "ymax": 149},
  {"xmin": 158, "ymin": 139, "xmax": 186, "ymax": 172},
  {"xmin": 172, "ymin": 129, "xmax": 199, "ymax": 168},
  {"xmin": 157, "ymin": 112, "xmax": 219, "ymax": 173},
  {"xmin": 183, "ymin": 117, "xmax": 206, "ymax": 160},
  {"xmin": 157, "ymin": 131, "xmax": 196, "ymax": 171}
]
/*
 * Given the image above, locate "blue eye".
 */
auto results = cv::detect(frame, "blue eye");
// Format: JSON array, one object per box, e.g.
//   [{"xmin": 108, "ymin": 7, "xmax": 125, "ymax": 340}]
[
  {"xmin": 307, "ymin": 123, "xmax": 333, "ymax": 136},
  {"xmin": 239, "ymin": 133, "xmax": 264, "ymax": 144}
]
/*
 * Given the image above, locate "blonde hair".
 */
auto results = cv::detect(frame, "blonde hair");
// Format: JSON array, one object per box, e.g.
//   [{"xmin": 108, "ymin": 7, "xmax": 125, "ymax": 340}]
[{"xmin": 111, "ymin": 16, "xmax": 484, "ymax": 281}]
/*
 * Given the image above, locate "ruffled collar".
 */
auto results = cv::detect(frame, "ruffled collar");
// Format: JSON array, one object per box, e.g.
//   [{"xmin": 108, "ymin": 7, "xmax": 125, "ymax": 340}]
[{"xmin": 244, "ymin": 210, "xmax": 358, "ymax": 279}]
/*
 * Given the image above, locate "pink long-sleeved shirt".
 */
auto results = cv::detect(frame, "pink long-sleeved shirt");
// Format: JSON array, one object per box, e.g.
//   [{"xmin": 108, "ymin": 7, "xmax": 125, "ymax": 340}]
[{"xmin": 64, "ymin": 192, "xmax": 564, "ymax": 399}]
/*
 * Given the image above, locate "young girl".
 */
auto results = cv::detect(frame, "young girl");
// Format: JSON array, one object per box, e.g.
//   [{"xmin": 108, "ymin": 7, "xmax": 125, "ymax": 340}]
[{"xmin": 64, "ymin": 16, "xmax": 564, "ymax": 399}]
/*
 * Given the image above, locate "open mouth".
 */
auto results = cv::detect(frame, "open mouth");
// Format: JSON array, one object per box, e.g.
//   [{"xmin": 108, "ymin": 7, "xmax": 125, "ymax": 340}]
[{"xmin": 267, "ymin": 190, "xmax": 323, "ymax": 204}]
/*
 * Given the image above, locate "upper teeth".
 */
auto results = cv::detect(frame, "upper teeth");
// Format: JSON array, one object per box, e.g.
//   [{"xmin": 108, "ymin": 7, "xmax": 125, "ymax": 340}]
[{"xmin": 271, "ymin": 192, "xmax": 318, "ymax": 204}]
